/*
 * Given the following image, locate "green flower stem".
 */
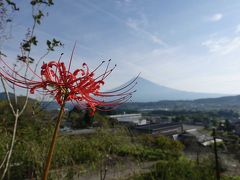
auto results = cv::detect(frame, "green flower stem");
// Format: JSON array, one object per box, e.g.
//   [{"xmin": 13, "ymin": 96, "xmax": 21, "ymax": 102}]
[{"xmin": 42, "ymin": 102, "xmax": 65, "ymax": 180}]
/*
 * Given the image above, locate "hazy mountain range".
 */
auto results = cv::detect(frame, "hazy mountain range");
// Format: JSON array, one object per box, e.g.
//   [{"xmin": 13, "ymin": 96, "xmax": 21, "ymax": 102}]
[
  {"xmin": 0, "ymin": 77, "xmax": 227, "ymax": 103},
  {"xmin": 0, "ymin": 77, "xmax": 237, "ymax": 111},
  {"xmin": 129, "ymin": 77, "xmax": 227, "ymax": 102}
]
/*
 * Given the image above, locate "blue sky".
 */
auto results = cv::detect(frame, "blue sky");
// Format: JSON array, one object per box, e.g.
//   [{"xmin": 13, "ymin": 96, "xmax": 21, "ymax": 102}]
[{"xmin": 3, "ymin": 0, "xmax": 240, "ymax": 94}]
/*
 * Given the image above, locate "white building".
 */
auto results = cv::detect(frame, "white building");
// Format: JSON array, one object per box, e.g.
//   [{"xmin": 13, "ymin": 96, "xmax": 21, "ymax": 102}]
[{"xmin": 109, "ymin": 113, "xmax": 147, "ymax": 125}]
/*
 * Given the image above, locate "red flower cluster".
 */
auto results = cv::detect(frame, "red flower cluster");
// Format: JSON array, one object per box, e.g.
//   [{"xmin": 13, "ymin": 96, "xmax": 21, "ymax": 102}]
[{"xmin": 0, "ymin": 56, "xmax": 137, "ymax": 115}]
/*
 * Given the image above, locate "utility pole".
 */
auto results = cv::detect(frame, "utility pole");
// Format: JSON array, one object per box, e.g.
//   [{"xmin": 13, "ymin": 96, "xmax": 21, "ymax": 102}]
[{"xmin": 213, "ymin": 128, "xmax": 220, "ymax": 180}]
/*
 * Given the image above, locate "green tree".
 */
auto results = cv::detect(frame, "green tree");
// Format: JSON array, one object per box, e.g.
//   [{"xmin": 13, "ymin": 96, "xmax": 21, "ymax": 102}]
[{"xmin": 0, "ymin": 1, "xmax": 62, "ymax": 178}]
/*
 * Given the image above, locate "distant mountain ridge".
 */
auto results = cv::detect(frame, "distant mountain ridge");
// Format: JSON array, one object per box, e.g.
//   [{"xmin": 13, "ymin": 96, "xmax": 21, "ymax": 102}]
[
  {"xmin": 128, "ymin": 77, "xmax": 227, "ymax": 102},
  {"xmin": 195, "ymin": 95, "xmax": 240, "ymax": 105},
  {"xmin": 0, "ymin": 92, "xmax": 14, "ymax": 100},
  {"xmin": 0, "ymin": 77, "xmax": 234, "ymax": 111},
  {"xmin": 0, "ymin": 78, "xmax": 227, "ymax": 103},
  {"xmin": 120, "ymin": 94, "xmax": 240, "ymax": 111}
]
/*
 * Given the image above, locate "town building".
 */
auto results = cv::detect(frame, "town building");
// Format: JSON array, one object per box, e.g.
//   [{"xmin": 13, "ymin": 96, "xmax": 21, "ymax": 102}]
[
  {"xmin": 109, "ymin": 113, "xmax": 147, "ymax": 126},
  {"xmin": 133, "ymin": 122, "xmax": 183, "ymax": 135}
]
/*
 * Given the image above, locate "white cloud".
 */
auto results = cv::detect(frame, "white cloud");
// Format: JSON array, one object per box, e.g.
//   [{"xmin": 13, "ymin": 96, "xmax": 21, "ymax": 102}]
[
  {"xmin": 202, "ymin": 36, "xmax": 240, "ymax": 55},
  {"xmin": 126, "ymin": 18, "xmax": 139, "ymax": 30},
  {"xmin": 150, "ymin": 35, "xmax": 165, "ymax": 45},
  {"xmin": 208, "ymin": 13, "xmax": 223, "ymax": 22},
  {"xmin": 116, "ymin": 0, "xmax": 131, "ymax": 4},
  {"xmin": 236, "ymin": 24, "xmax": 240, "ymax": 33},
  {"xmin": 82, "ymin": 1, "xmax": 166, "ymax": 46},
  {"xmin": 125, "ymin": 15, "xmax": 148, "ymax": 30},
  {"xmin": 202, "ymin": 24, "xmax": 240, "ymax": 55},
  {"xmin": 126, "ymin": 18, "xmax": 166, "ymax": 46}
]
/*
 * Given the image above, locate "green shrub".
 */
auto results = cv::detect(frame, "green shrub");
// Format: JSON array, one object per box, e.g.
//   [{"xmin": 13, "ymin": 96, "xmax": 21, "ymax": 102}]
[{"xmin": 129, "ymin": 158, "xmax": 216, "ymax": 180}]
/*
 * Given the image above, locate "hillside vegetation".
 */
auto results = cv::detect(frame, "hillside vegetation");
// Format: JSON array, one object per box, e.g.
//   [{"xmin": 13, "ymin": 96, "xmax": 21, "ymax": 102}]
[{"xmin": 0, "ymin": 99, "xmax": 239, "ymax": 179}]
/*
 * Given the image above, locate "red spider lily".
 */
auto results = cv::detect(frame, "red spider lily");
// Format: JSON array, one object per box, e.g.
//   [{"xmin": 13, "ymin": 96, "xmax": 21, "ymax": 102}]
[
  {"xmin": 0, "ymin": 50, "xmax": 138, "ymax": 180},
  {"xmin": 0, "ymin": 56, "xmax": 137, "ymax": 115}
]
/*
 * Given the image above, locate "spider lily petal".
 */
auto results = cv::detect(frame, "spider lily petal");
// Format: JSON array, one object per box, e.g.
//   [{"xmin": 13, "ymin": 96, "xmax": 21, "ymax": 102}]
[{"xmin": 0, "ymin": 56, "xmax": 137, "ymax": 115}]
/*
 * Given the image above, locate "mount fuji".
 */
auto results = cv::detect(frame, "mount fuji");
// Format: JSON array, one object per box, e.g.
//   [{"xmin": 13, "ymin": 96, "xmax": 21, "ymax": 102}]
[{"xmin": 124, "ymin": 77, "xmax": 227, "ymax": 102}]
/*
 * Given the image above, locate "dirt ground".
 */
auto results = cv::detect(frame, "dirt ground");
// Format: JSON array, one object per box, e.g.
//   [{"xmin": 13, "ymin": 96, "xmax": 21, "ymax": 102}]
[
  {"xmin": 184, "ymin": 150, "xmax": 240, "ymax": 176},
  {"xmin": 74, "ymin": 160, "xmax": 156, "ymax": 180}
]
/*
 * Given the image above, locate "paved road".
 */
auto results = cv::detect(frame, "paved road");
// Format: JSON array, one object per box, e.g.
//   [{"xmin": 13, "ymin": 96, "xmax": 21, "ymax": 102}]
[{"xmin": 60, "ymin": 128, "xmax": 96, "ymax": 135}]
